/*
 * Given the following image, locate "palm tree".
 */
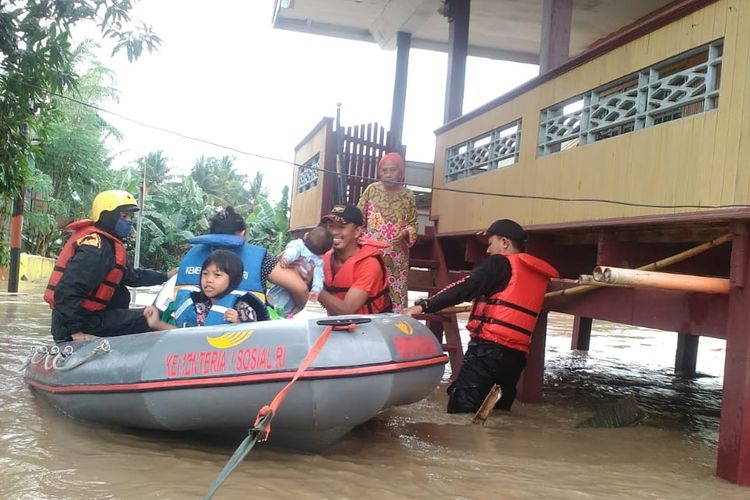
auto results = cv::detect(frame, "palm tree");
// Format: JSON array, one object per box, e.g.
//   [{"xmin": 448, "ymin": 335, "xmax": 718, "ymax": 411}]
[
  {"xmin": 136, "ymin": 151, "xmax": 171, "ymax": 188},
  {"xmin": 190, "ymin": 155, "xmax": 250, "ymax": 209}
]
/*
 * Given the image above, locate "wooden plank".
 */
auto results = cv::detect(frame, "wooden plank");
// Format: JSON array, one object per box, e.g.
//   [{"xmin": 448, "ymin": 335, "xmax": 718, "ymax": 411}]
[
  {"xmin": 711, "ymin": 0, "xmax": 728, "ymax": 39},
  {"xmin": 353, "ymin": 124, "xmax": 363, "ymax": 203},
  {"xmin": 730, "ymin": 1, "xmax": 750, "ymax": 204},
  {"xmin": 712, "ymin": 0, "xmax": 740, "ymax": 204},
  {"xmin": 692, "ymin": 113, "xmax": 719, "ymax": 206},
  {"xmin": 663, "ymin": 119, "xmax": 690, "ymax": 214},
  {"xmin": 347, "ymin": 125, "xmax": 357, "ymax": 203},
  {"xmin": 357, "ymin": 123, "xmax": 375, "ymax": 201},
  {"xmin": 377, "ymin": 124, "xmax": 386, "ymax": 182}
]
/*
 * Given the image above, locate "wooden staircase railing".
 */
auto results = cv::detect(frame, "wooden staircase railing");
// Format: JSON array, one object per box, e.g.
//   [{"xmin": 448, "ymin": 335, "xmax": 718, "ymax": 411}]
[{"xmin": 408, "ymin": 225, "xmax": 464, "ymax": 376}]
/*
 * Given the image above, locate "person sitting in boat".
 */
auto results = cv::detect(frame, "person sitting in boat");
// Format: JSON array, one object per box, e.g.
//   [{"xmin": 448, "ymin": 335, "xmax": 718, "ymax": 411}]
[
  {"xmin": 317, "ymin": 204, "xmax": 393, "ymax": 315},
  {"xmin": 267, "ymin": 225, "xmax": 333, "ymax": 317},
  {"xmin": 46, "ymin": 190, "xmax": 176, "ymax": 343},
  {"xmin": 402, "ymin": 219, "xmax": 559, "ymax": 413},
  {"xmin": 169, "ymin": 206, "xmax": 309, "ymax": 323},
  {"xmin": 145, "ymin": 250, "xmax": 257, "ymax": 329}
]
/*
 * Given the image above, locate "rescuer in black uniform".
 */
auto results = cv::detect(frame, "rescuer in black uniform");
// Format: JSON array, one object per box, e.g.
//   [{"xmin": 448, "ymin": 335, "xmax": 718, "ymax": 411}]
[{"xmin": 46, "ymin": 190, "xmax": 174, "ymax": 343}]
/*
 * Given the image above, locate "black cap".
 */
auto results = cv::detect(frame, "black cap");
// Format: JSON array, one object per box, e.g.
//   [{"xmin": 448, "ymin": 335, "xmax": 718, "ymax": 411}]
[
  {"xmin": 477, "ymin": 219, "xmax": 526, "ymax": 243},
  {"xmin": 321, "ymin": 204, "xmax": 364, "ymax": 226}
]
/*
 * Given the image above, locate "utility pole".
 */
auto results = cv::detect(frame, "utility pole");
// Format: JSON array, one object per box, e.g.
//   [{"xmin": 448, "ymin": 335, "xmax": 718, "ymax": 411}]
[
  {"xmin": 7, "ymin": 193, "xmax": 24, "ymax": 293},
  {"xmin": 134, "ymin": 164, "xmax": 146, "ymax": 269},
  {"xmin": 7, "ymin": 123, "xmax": 31, "ymax": 293},
  {"xmin": 131, "ymin": 165, "xmax": 146, "ymax": 306}
]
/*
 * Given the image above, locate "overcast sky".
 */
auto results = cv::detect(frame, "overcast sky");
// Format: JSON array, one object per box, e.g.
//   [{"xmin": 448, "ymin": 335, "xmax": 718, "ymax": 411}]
[{"xmin": 81, "ymin": 0, "xmax": 539, "ymax": 199}]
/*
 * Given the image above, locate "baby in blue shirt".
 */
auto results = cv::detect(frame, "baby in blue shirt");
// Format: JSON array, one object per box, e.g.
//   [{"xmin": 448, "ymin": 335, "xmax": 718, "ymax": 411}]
[{"xmin": 267, "ymin": 226, "xmax": 333, "ymax": 317}]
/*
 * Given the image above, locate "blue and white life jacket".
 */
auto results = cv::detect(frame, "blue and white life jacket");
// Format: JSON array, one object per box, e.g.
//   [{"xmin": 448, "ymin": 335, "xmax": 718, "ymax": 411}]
[
  {"xmin": 174, "ymin": 290, "xmax": 259, "ymax": 327},
  {"xmin": 173, "ymin": 234, "xmax": 270, "ymax": 326}
]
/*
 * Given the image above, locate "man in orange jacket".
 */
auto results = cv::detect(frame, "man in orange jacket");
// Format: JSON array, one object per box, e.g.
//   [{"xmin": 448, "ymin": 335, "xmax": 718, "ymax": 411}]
[
  {"xmin": 318, "ymin": 204, "xmax": 393, "ymax": 315},
  {"xmin": 403, "ymin": 219, "xmax": 559, "ymax": 413}
]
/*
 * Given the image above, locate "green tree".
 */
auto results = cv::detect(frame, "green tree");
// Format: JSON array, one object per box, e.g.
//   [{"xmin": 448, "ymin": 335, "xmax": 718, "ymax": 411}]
[
  {"xmin": 137, "ymin": 174, "xmax": 216, "ymax": 269},
  {"xmin": 22, "ymin": 46, "xmax": 122, "ymax": 257},
  {"xmin": 190, "ymin": 155, "xmax": 252, "ymax": 210},
  {"xmin": 0, "ymin": 0, "xmax": 160, "ymax": 205},
  {"xmin": 137, "ymin": 150, "xmax": 171, "ymax": 188},
  {"xmin": 246, "ymin": 171, "xmax": 269, "ymax": 213},
  {"xmin": 246, "ymin": 186, "xmax": 291, "ymax": 255}
]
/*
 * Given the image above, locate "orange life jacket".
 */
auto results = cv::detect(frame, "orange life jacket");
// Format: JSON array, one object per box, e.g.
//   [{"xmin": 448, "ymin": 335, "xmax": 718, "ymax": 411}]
[
  {"xmin": 323, "ymin": 240, "xmax": 393, "ymax": 314},
  {"xmin": 44, "ymin": 219, "xmax": 127, "ymax": 311},
  {"xmin": 466, "ymin": 253, "xmax": 559, "ymax": 353}
]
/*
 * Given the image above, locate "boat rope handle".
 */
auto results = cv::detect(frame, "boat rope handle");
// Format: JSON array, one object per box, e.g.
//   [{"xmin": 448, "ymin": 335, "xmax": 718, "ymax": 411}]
[
  {"xmin": 53, "ymin": 340, "xmax": 111, "ymax": 371},
  {"xmin": 22, "ymin": 345, "xmax": 64, "ymax": 373},
  {"xmin": 203, "ymin": 322, "xmax": 358, "ymax": 500},
  {"xmin": 31, "ymin": 346, "xmax": 48, "ymax": 363},
  {"xmin": 43, "ymin": 345, "xmax": 60, "ymax": 371}
]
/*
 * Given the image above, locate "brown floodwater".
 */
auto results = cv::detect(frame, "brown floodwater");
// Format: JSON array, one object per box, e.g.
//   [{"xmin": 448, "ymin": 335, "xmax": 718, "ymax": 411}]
[{"xmin": 1, "ymin": 282, "xmax": 747, "ymax": 499}]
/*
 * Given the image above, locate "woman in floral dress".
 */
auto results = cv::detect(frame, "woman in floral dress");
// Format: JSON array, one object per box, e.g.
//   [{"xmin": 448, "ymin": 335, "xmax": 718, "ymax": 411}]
[{"xmin": 357, "ymin": 152, "xmax": 418, "ymax": 312}]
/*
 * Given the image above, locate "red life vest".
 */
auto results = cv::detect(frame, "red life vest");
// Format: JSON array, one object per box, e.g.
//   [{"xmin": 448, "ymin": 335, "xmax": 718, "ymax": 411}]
[
  {"xmin": 44, "ymin": 219, "xmax": 127, "ymax": 311},
  {"xmin": 466, "ymin": 253, "xmax": 559, "ymax": 353},
  {"xmin": 323, "ymin": 240, "xmax": 393, "ymax": 314}
]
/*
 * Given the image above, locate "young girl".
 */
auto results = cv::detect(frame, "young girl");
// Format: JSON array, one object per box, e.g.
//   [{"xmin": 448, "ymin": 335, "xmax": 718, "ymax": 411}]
[{"xmin": 144, "ymin": 250, "xmax": 257, "ymax": 330}]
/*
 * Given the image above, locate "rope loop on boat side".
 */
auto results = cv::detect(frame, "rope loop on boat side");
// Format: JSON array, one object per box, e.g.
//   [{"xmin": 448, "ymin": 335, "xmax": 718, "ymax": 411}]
[
  {"xmin": 20, "ymin": 346, "xmax": 45, "ymax": 372},
  {"xmin": 29, "ymin": 346, "xmax": 48, "ymax": 365},
  {"xmin": 43, "ymin": 352, "xmax": 57, "ymax": 371},
  {"xmin": 53, "ymin": 339, "xmax": 111, "ymax": 371}
]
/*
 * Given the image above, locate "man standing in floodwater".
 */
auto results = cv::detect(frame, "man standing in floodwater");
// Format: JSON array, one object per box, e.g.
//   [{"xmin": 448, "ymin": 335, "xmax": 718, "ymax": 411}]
[{"xmin": 403, "ymin": 219, "xmax": 559, "ymax": 413}]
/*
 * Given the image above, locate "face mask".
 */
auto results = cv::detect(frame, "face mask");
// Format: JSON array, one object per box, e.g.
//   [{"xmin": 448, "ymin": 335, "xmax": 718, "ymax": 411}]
[{"xmin": 114, "ymin": 218, "xmax": 134, "ymax": 240}]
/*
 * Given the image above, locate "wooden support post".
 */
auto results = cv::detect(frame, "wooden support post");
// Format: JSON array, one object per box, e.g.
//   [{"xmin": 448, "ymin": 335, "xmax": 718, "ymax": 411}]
[
  {"xmin": 424, "ymin": 314, "xmax": 463, "ymax": 377},
  {"xmin": 540, "ymin": 0, "xmax": 572, "ymax": 73},
  {"xmin": 518, "ymin": 310, "xmax": 548, "ymax": 404},
  {"xmin": 443, "ymin": 316, "xmax": 463, "ymax": 376},
  {"xmin": 390, "ymin": 31, "xmax": 410, "ymax": 146},
  {"xmin": 674, "ymin": 333, "xmax": 699, "ymax": 377},
  {"xmin": 718, "ymin": 221, "xmax": 750, "ymax": 485},
  {"xmin": 443, "ymin": 0, "xmax": 470, "ymax": 123},
  {"xmin": 571, "ymin": 316, "xmax": 592, "ymax": 351}
]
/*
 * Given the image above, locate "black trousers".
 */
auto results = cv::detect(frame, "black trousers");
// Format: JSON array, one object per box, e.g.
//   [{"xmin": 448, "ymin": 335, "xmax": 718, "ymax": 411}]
[
  {"xmin": 52, "ymin": 307, "xmax": 151, "ymax": 343},
  {"xmin": 447, "ymin": 338, "xmax": 527, "ymax": 413}
]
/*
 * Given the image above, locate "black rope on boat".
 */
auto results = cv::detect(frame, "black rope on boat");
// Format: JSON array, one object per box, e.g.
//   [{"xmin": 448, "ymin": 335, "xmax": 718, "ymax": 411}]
[{"xmin": 203, "ymin": 411, "xmax": 274, "ymax": 500}]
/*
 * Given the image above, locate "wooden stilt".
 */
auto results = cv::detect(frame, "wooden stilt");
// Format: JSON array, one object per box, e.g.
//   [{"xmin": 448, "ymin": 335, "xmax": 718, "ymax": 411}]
[
  {"xmin": 571, "ymin": 316, "xmax": 592, "ymax": 351},
  {"xmin": 674, "ymin": 333, "xmax": 699, "ymax": 377},
  {"xmin": 718, "ymin": 222, "xmax": 750, "ymax": 485},
  {"xmin": 518, "ymin": 310, "xmax": 548, "ymax": 404}
]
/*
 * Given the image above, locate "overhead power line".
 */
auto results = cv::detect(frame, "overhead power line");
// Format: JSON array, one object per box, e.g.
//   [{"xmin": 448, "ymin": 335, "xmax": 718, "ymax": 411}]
[{"xmin": 20, "ymin": 79, "xmax": 750, "ymax": 211}]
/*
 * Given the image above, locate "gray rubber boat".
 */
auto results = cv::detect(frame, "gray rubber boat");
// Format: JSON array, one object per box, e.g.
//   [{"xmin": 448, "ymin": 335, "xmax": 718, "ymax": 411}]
[{"xmin": 24, "ymin": 315, "xmax": 447, "ymax": 451}]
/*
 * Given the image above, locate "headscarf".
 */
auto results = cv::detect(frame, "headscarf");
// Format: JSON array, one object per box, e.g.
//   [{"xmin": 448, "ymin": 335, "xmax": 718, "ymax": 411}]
[{"xmin": 377, "ymin": 152, "xmax": 405, "ymax": 183}]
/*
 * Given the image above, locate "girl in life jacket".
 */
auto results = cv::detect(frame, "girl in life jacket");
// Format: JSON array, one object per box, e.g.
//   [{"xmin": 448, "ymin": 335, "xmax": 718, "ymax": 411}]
[{"xmin": 144, "ymin": 250, "xmax": 257, "ymax": 330}]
